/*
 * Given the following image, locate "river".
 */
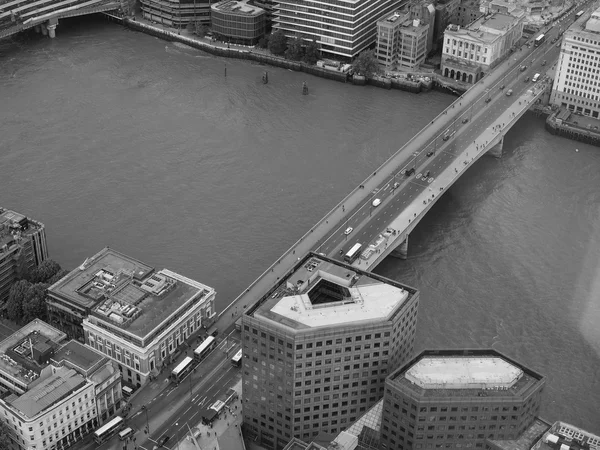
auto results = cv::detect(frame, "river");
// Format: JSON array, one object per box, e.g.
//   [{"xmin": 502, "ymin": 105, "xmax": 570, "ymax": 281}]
[{"xmin": 1, "ymin": 15, "xmax": 598, "ymax": 434}]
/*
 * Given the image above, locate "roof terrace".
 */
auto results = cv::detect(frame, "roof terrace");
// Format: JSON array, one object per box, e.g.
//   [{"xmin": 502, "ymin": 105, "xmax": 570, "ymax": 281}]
[
  {"xmin": 0, "ymin": 208, "xmax": 44, "ymax": 250},
  {"xmin": 52, "ymin": 341, "xmax": 105, "ymax": 376},
  {"xmin": 249, "ymin": 253, "xmax": 417, "ymax": 331},
  {"xmin": 211, "ymin": 0, "xmax": 264, "ymax": 16},
  {"xmin": 0, "ymin": 320, "xmax": 66, "ymax": 388}
]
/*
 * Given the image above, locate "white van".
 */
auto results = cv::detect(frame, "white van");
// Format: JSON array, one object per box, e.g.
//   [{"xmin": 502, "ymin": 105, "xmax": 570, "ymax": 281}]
[
  {"xmin": 119, "ymin": 427, "xmax": 134, "ymax": 441},
  {"xmin": 372, "ymin": 198, "xmax": 381, "ymax": 207},
  {"xmin": 532, "ymin": 73, "xmax": 541, "ymax": 82}
]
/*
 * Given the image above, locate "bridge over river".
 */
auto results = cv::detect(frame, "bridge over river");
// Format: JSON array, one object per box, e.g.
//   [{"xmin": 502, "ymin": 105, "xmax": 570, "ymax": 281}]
[
  {"xmin": 214, "ymin": 17, "xmax": 571, "ymax": 325},
  {"xmin": 0, "ymin": 0, "xmax": 125, "ymax": 39}
]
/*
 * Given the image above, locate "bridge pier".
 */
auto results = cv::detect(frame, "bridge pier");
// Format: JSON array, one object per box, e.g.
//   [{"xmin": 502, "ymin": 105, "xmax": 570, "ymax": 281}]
[
  {"xmin": 47, "ymin": 24, "xmax": 57, "ymax": 38},
  {"xmin": 391, "ymin": 236, "xmax": 409, "ymax": 260},
  {"xmin": 487, "ymin": 136, "xmax": 503, "ymax": 158},
  {"xmin": 41, "ymin": 24, "xmax": 48, "ymax": 36}
]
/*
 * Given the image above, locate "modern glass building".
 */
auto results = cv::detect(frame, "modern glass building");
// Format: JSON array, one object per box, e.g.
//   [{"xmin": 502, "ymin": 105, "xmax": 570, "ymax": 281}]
[
  {"xmin": 140, "ymin": 0, "xmax": 211, "ymax": 28},
  {"xmin": 273, "ymin": 0, "xmax": 404, "ymax": 60},
  {"xmin": 211, "ymin": 0, "xmax": 266, "ymax": 45}
]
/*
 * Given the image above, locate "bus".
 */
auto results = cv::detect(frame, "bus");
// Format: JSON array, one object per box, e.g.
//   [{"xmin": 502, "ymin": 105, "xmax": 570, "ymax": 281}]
[
  {"xmin": 93, "ymin": 416, "xmax": 124, "ymax": 444},
  {"xmin": 576, "ymin": 10, "xmax": 584, "ymax": 17},
  {"xmin": 171, "ymin": 356, "xmax": 195, "ymax": 384},
  {"xmin": 231, "ymin": 349, "xmax": 243, "ymax": 367},
  {"xmin": 194, "ymin": 336, "xmax": 216, "ymax": 361},
  {"xmin": 121, "ymin": 386, "xmax": 134, "ymax": 399},
  {"xmin": 118, "ymin": 427, "xmax": 135, "ymax": 441},
  {"xmin": 534, "ymin": 34, "xmax": 545, "ymax": 46},
  {"xmin": 344, "ymin": 243, "xmax": 362, "ymax": 264}
]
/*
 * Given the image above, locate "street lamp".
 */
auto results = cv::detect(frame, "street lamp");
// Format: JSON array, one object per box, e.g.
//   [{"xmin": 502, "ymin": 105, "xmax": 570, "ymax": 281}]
[{"xmin": 142, "ymin": 405, "xmax": 150, "ymax": 434}]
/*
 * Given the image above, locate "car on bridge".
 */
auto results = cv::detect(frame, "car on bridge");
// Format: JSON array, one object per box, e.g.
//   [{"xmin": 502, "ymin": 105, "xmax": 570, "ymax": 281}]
[
  {"xmin": 462, "ymin": 117, "xmax": 469, "ymax": 124},
  {"xmin": 485, "ymin": 97, "xmax": 492, "ymax": 103},
  {"xmin": 393, "ymin": 182, "xmax": 400, "ymax": 189},
  {"xmin": 372, "ymin": 198, "xmax": 382, "ymax": 207},
  {"xmin": 506, "ymin": 89, "xmax": 513, "ymax": 96},
  {"xmin": 405, "ymin": 168, "xmax": 415, "ymax": 176},
  {"xmin": 344, "ymin": 227, "xmax": 353, "ymax": 235},
  {"xmin": 520, "ymin": 65, "xmax": 527, "ymax": 72},
  {"xmin": 426, "ymin": 151, "xmax": 434, "ymax": 157}
]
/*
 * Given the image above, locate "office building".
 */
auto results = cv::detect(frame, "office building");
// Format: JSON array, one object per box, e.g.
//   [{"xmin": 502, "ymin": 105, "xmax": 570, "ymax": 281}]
[
  {"xmin": 242, "ymin": 253, "xmax": 420, "ymax": 450},
  {"xmin": 457, "ymin": 0, "xmax": 483, "ymax": 27},
  {"xmin": 211, "ymin": 0, "xmax": 266, "ymax": 45},
  {"xmin": 273, "ymin": 0, "xmax": 407, "ymax": 60},
  {"xmin": 523, "ymin": 421, "xmax": 600, "ymax": 450},
  {"xmin": 380, "ymin": 349, "xmax": 545, "ymax": 450},
  {"xmin": 140, "ymin": 0, "xmax": 211, "ymax": 27},
  {"xmin": 65, "ymin": 248, "xmax": 216, "ymax": 387},
  {"xmin": 441, "ymin": 9, "xmax": 524, "ymax": 83},
  {"xmin": 0, "ymin": 207, "xmax": 48, "ymax": 306},
  {"xmin": 550, "ymin": 8, "xmax": 600, "ymax": 118},
  {"xmin": 433, "ymin": 0, "xmax": 459, "ymax": 51},
  {"xmin": 0, "ymin": 320, "xmax": 121, "ymax": 450},
  {"xmin": 376, "ymin": 11, "xmax": 431, "ymax": 70}
]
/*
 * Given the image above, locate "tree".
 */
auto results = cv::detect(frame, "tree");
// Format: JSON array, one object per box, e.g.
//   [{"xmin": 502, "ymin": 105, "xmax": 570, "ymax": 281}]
[
  {"xmin": 22, "ymin": 283, "xmax": 48, "ymax": 323},
  {"xmin": 285, "ymin": 37, "xmax": 304, "ymax": 61},
  {"xmin": 258, "ymin": 34, "xmax": 270, "ymax": 49},
  {"xmin": 6, "ymin": 280, "xmax": 29, "ymax": 323},
  {"xmin": 0, "ymin": 419, "xmax": 13, "ymax": 449},
  {"xmin": 194, "ymin": 23, "xmax": 209, "ymax": 37},
  {"xmin": 303, "ymin": 39, "xmax": 320, "ymax": 65},
  {"xmin": 46, "ymin": 268, "xmax": 69, "ymax": 286},
  {"xmin": 29, "ymin": 259, "xmax": 61, "ymax": 283},
  {"xmin": 352, "ymin": 49, "xmax": 381, "ymax": 78},
  {"xmin": 268, "ymin": 30, "xmax": 287, "ymax": 56}
]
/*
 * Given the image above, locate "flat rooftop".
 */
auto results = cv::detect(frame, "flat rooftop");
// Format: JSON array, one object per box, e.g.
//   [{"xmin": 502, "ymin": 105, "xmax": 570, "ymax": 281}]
[
  {"xmin": 211, "ymin": 0, "xmax": 264, "ymax": 16},
  {"xmin": 479, "ymin": 12, "xmax": 518, "ymax": 31},
  {"xmin": 487, "ymin": 417, "xmax": 551, "ymax": 450},
  {"xmin": 52, "ymin": 341, "xmax": 104, "ymax": 374},
  {"xmin": 6, "ymin": 367, "xmax": 86, "ymax": 418},
  {"xmin": 48, "ymin": 247, "xmax": 154, "ymax": 309},
  {"xmin": 389, "ymin": 349, "xmax": 544, "ymax": 400},
  {"xmin": 406, "ymin": 356, "xmax": 523, "ymax": 389},
  {"xmin": 0, "ymin": 207, "xmax": 44, "ymax": 250},
  {"xmin": 248, "ymin": 254, "xmax": 417, "ymax": 331},
  {"xmin": 0, "ymin": 320, "xmax": 66, "ymax": 387},
  {"xmin": 88, "ymin": 268, "xmax": 212, "ymax": 339}
]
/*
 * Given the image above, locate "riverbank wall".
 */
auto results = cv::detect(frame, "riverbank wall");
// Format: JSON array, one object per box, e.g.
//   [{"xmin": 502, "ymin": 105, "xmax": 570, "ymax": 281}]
[
  {"xmin": 546, "ymin": 110, "xmax": 600, "ymax": 146},
  {"xmin": 121, "ymin": 17, "xmax": 434, "ymax": 93}
]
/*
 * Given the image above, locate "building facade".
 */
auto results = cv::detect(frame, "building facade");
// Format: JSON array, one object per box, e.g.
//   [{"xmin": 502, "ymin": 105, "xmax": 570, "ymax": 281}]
[
  {"xmin": 0, "ymin": 208, "xmax": 48, "ymax": 307},
  {"xmin": 242, "ymin": 254, "xmax": 420, "ymax": 450},
  {"xmin": 441, "ymin": 10, "xmax": 524, "ymax": 83},
  {"xmin": 433, "ymin": 0, "xmax": 460, "ymax": 51},
  {"xmin": 376, "ymin": 11, "xmax": 431, "ymax": 70},
  {"xmin": 0, "ymin": 320, "xmax": 121, "ymax": 450},
  {"xmin": 380, "ymin": 349, "xmax": 545, "ymax": 450},
  {"xmin": 211, "ymin": 0, "xmax": 266, "ymax": 45},
  {"xmin": 140, "ymin": 0, "xmax": 211, "ymax": 27},
  {"xmin": 274, "ymin": 0, "xmax": 407, "ymax": 60},
  {"xmin": 456, "ymin": 0, "xmax": 483, "ymax": 27},
  {"xmin": 550, "ymin": 8, "xmax": 600, "ymax": 118}
]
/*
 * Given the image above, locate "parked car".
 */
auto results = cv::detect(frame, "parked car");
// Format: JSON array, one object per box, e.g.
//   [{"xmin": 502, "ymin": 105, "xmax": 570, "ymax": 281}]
[{"xmin": 158, "ymin": 436, "xmax": 171, "ymax": 447}]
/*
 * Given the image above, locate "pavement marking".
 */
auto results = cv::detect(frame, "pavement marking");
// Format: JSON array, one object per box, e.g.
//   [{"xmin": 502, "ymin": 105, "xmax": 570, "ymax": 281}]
[{"xmin": 166, "ymin": 389, "xmax": 175, "ymax": 397}]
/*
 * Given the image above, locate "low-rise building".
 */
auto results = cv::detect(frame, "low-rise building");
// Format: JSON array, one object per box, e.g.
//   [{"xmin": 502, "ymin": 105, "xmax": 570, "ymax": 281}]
[
  {"xmin": 0, "ymin": 208, "xmax": 48, "ymax": 306},
  {"xmin": 211, "ymin": 0, "xmax": 266, "ymax": 45},
  {"xmin": 140, "ymin": 0, "xmax": 211, "ymax": 27},
  {"xmin": 0, "ymin": 320, "xmax": 121, "ymax": 450},
  {"xmin": 526, "ymin": 421, "xmax": 600, "ymax": 450},
  {"xmin": 377, "ymin": 11, "xmax": 431, "ymax": 70},
  {"xmin": 457, "ymin": 0, "xmax": 483, "ymax": 27},
  {"xmin": 242, "ymin": 253, "xmax": 420, "ymax": 450},
  {"xmin": 78, "ymin": 249, "xmax": 216, "ymax": 387},
  {"xmin": 380, "ymin": 349, "xmax": 545, "ymax": 450},
  {"xmin": 441, "ymin": 9, "xmax": 524, "ymax": 83},
  {"xmin": 550, "ymin": 7, "xmax": 600, "ymax": 118}
]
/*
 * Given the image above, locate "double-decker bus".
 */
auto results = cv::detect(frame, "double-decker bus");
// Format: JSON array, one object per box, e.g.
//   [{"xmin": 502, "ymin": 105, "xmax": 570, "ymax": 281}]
[
  {"xmin": 231, "ymin": 349, "xmax": 243, "ymax": 367},
  {"xmin": 93, "ymin": 416, "xmax": 124, "ymax": 444},
  {"xmin": 344, "ymin": 243, "xmax": 362, "ymax": 264},
  {"xmin": 171, "ymin": 356, "xmax": 195, "ymax": 384},
  {"xmin": 194, "ymin": 336, "xmax": 216, "ymax": 361},
  {"xmin": 534, "ymin": 34, "xmax": 545, "ymax": 46}
]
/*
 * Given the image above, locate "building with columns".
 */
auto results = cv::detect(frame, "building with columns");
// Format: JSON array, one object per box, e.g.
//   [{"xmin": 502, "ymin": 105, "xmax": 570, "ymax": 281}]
[
  {"xmin": 441, "ymin": 9, "xmax": 524, "ymax": 83},
  {"xmin": 550, "ymin": 7, "xmax": 600, "ymax": 118},
  {"xmin": 0, "ymin": 320, "xmax": 121, "ymax": 450},
  {"xmin": 0, "ymin": 207, "xmax": 48, "ymax": 307}
]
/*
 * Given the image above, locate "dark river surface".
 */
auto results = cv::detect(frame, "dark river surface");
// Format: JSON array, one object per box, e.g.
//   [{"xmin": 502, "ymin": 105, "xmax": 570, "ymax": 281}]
[{"xmin": 1, "ymin": 16, "xmax": 598, "ymax": 434}]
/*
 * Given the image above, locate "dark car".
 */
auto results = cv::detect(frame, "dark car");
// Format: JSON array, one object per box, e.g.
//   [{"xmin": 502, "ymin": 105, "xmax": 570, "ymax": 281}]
[
  {"xmin": 405, "ymin": 168, "xmax": 415, "ymax": 176},
  {"xmin": 426, "ymin": 151, "xmax": 434, "ymax": 157},
  {"xmin": 462, "ymin": 117, "xmax": 469, "ymax": 124},
  {"xmin": 485, "ymin": 97, "xmax": 492, "ymax": 103},
  {"xmin": 158, "ymin": 435, "xmax": 171, "ymax": 447}
]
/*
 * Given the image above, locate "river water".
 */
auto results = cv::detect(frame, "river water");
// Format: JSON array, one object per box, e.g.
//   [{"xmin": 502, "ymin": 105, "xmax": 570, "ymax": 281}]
[{"xmin": 1, "ymin": 16, "xmax": 599, "ymax": 434}]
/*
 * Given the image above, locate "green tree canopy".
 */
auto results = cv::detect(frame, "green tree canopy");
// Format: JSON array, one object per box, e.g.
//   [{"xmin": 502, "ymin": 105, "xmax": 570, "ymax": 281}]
[
  {"xmin": 22, "ymin": 283, "xmax": 48, "ymax": 323},
  {"xmin": 6, "ymin": 279, "xmax": 29, "ymax": 322},
  {"xmin": 46, "ymin": 269, "xmax": 70, "ymax": 286},
  {"xmin": 29, "ymin": 259, "xmax": 61, "ymax": 283},
  {"xmin": 258, "ymin": 35, "xmax": 270, "ymax": 49},
  {"xmin": 352, "ymin": 50, "xmax": 381, "ymax": 78},
  {"xmin": 285, "ymin": 37, "xmax": 304, "ymax": 61},
  {"xmin": 268, "ymin": 30, "xmax": 287, "ymax": 56},
  {"xmin": 303, "ymin": 39, "xmax": 320, "ymax": 65}
]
